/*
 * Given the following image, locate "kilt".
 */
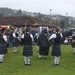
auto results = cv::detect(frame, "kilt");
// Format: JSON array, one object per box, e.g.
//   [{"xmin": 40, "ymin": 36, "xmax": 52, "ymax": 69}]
[
  {"xmin": 23, "ymin": 45, "xmax": 33, "ymax": 56},
  {"xmin": 71, "ymin": 40, "xmax": 75, "ymax": 48},
  {"xmin": 39, "ymin": 46, "xmax": 49, "ymax": 55},
  {"xmin": 12, "ymin": 38, "xmax": 19, "ymax": 47},
  {"xmin": 0, "ymin": 44, "xmax": 7, "ymax": 54},
  {"xmin": 52, "ymin": 45, "xmax": 61, "ymax": 56}
]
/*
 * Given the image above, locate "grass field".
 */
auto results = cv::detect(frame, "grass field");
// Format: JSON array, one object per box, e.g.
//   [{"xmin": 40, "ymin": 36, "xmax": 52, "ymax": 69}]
[{"xmin": 0, "ymin": 44, "xmax": 75, "ymax": 75}]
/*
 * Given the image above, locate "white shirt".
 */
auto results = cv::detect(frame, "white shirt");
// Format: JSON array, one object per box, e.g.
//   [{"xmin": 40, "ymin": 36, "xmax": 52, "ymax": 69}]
[
  {"xmin": 49, "ymin": 33, "xmax": 63, "ymax": 40},
  {"xmin": 3, "ymin": 35, "xmax": 7, "ymax": 43},
  {"xmin": 13, "ymin": 33, "xmax": 16, "ymax": 38},
  {"xmin": 35, "ymin": 33, "xmax": 39, "ymax": 39}
]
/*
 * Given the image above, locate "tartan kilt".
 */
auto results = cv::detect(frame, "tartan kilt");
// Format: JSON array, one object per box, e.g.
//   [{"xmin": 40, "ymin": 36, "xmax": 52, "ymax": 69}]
[
  {"xmin": 0, "ymin": 44, "xmax": 7, "ymax": 54},
  {"xmin": 23, "ymin": 45, "xmax": 33, "ymax": 56},
  {"xmin": 12, "ymin": 38, "xmax": 19, "ymax": 47},
  {"xmin": 52, "ymin": 45, "xmax": 61, "ymax": 56}
]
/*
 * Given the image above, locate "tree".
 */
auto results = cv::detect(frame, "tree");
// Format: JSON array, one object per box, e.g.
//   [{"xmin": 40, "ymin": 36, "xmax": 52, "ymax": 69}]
[
  {"xmin": 59, "ymin": 19, "xmax": 65, "ymax": 29},
  {"xmin": 15, "ymin": 9, "xmax": 23, "ymax": 16}
]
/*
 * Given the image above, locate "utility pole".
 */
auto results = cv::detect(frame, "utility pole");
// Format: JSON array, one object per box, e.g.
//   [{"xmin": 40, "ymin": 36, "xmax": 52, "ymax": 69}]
[
  {"xmin": 50, "ymin": 9, "xmax": 52, "ymax": 23},
  {"xmin": 25, "ymin": 19, "xmax": 27, "ymax": 30},
  {"xmin": 65, "ymin": 13, "xmax": 68, "ymax": 29}
]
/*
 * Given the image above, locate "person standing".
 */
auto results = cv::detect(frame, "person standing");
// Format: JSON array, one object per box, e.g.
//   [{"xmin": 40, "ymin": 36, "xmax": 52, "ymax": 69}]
[
  {"xmin": 12, "ymin": 28, "xmax": 19, "ymax": 53},
  {"xmin": 34, "ymin": 32, "xmax": 39, "ymax": 52},
  {"xmin": 22, "ymin": 27, "xmax": 33, "ymax": 66},
  {"xmin": 38, "ymin": 28, "xmax": 50, "ymax": 59},
  {"xmin": 49, "ymin": 28, "xmax": 63, "ymax": 66},
  {"xmin": 0, "ymin": 30, "xmax": 8, "ymax": 63},
  {"xmin": 71, "ymin": 29, "xmax": 75, "ymax": 54}
]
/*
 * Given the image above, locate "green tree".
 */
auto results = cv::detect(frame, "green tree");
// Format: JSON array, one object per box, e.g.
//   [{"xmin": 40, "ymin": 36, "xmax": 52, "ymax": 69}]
[
  {"xmin": 15, "ymin": 9, "xmax": 23, "ymax": 16},
  {"xmin": 60, "ymin": 19, "xmax": 65, "ymax": 29}
]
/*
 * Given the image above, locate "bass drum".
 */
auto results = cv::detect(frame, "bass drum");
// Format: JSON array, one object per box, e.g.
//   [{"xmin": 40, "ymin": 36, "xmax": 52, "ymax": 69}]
[{"xmin": 38, "ymin": 26, "xmax": 49, "ymax": 34}]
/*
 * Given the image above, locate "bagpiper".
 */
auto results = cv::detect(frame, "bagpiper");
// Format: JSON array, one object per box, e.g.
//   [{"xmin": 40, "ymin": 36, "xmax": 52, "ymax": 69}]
[
  {"xmin": 22, "ymin": 27, "xmax": 34, "ymax": 66},
  {"xmin": 0, "ymin": 30, "xmax": 8, "ymax": 63},
  {"xmin": 49, "ymin": 28, "xmax": 63, "ymax": 66},
  {"xmin": 12, "ymin": 28, "xmax": 19, "ymax": 53}
]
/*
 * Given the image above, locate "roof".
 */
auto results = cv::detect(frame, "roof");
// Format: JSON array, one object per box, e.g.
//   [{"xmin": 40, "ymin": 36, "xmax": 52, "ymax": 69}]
[
  {"xmin": 0, "ymin": 16, "xmax": 56, "ymax": 27},
  {"xmin": 30, "ymin": 17, "xmax": 56, "ymax": 27}
]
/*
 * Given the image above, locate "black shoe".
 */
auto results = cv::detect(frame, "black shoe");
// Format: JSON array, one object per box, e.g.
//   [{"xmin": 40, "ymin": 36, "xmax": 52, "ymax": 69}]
[
  {"xmin": 38, "ymin": 56, "xmax": 42, "ymax": 59},
  {"xmin": 53, "ymin": 64, "xmax": 57, "ymax": 66},
  {"xmin": 24, "ymin": 62, "xmax": 27, "ymax": 66},
  {"xmin": 28, "ymin": 64, "xmax": 31, "ymax": 66},
  {"xmin": 0, "ymin": 61, "xmax": 4, "ymax": 63},
  {"xmin": 38, "ymin": 57, "xmax": 41, "ymax": 59},
  {"xmin": 56, "ymin": 64, "xmax": 59, "ymax": 66},
  {"xmin": 14, "ymin": 52, "xmax": 17, "ymax": 54},
  {"xmin": 25, "ymin": 64, "xmax": 27, "ymax": 66}
]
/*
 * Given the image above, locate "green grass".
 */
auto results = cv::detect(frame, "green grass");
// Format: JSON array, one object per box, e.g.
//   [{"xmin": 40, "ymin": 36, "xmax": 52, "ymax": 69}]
[{"xmin": 0, "ymin": 44, "xmax": 75, "ymax": 75}]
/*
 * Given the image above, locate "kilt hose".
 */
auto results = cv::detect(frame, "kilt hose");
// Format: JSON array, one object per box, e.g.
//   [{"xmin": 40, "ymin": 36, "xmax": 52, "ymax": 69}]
[
  {"xmin": 0, "ymin": 44, "xmax": 7, "ymax": 54},
  {"xmin": 52, "ymin": 45, "xmax": 61, "ymax": 56},
  {"xmin": 23, "ymin": 45, "xmax": 33, "ymax": 56}
]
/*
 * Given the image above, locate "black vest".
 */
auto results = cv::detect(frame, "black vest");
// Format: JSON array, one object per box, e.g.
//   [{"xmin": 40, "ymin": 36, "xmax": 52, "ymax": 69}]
[
  {"xmin": 24, "ymin": 33, "xmax": 32, "ymax": 45},
  {"xmin": 15, "ymin": 33, "xmax": 18, "ymax": 37},
  {"xmin": 53, "ymin": 33, "xmax": 61, "ymax": 45}
]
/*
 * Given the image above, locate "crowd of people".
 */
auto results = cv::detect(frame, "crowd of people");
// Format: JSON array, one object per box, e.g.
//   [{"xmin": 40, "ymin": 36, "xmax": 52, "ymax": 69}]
[{"xmin": 0, "ymin": 26, "xmax": 75, "ymax": 66}]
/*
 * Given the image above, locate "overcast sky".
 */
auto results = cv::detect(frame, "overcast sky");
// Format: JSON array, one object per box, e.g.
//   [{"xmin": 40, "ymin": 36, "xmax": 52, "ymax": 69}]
[{"xmin": 0, "ymin": 0, "xmax": 75, "ymax": 17}]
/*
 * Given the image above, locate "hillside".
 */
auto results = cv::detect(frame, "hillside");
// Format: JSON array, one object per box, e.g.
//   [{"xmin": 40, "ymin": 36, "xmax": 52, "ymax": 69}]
[{"xmin": 0, "ymin": 7, "xmax": 75, "ymax": 28}]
